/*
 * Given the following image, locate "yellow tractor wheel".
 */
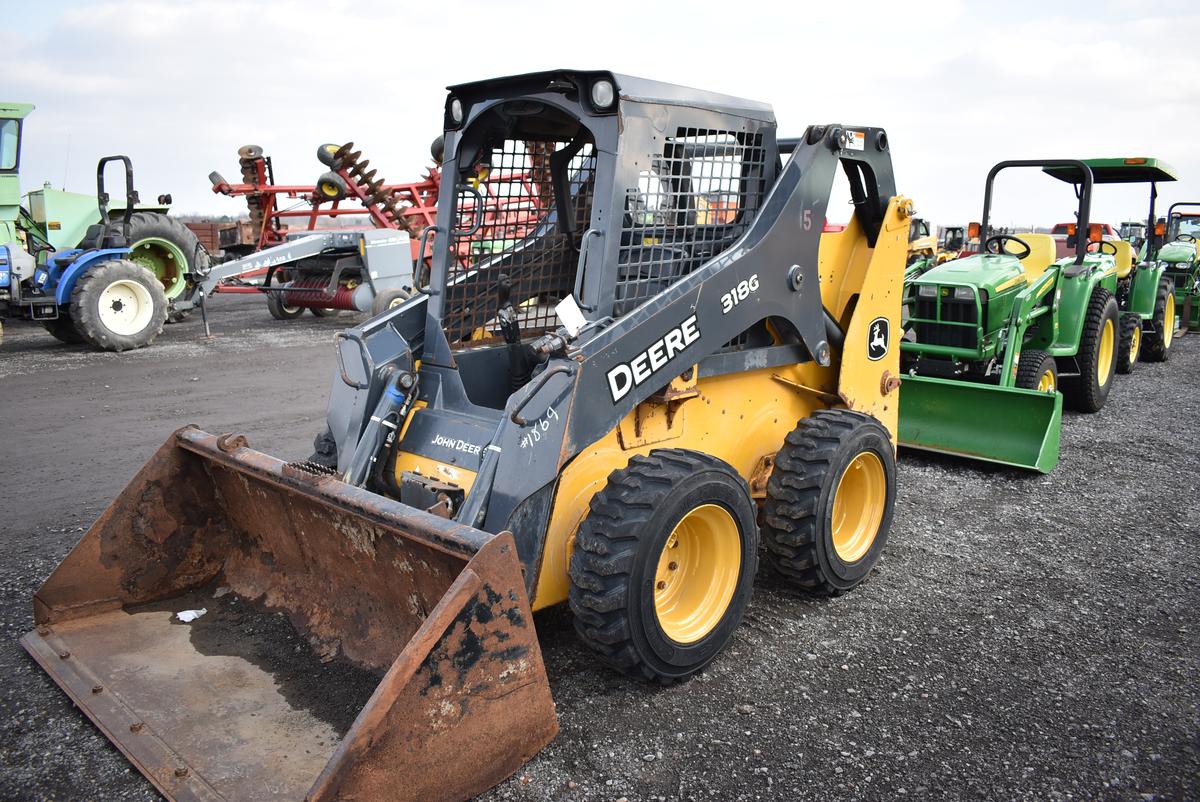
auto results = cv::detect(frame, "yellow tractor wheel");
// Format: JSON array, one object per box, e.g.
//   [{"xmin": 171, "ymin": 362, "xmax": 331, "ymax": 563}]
[
  {"xmin": 568, "ymin": 450, "xmax": 758, "ymax": 683},
  {"xmin": 762, "ymin": 409, "xmax": 896, "ymax": 595}
]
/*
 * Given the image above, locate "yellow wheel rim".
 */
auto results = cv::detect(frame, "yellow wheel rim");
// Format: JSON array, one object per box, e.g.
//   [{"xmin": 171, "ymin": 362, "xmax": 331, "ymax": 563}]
[
  {"xmin": 1037, "ymin": 368, "xmax": 1056, "ymax": 393},
  {"xmin": 1097, "ymin": 317, "xmax": 1115, "ymax": 386},
  {"xmin": 1164, "ymin": 294, "xmax": 1175, "ymax": 349},
  {"xmin": 653, "ymin": 504, "xmax": 741, "ymax": 644},
  {"xmin": 1129, "ymin": 325, "xmax": 1141, "ymax": 364},
  {"xmin": 831, "ymin": 452, "xmax": 886, "ymax": 563}
]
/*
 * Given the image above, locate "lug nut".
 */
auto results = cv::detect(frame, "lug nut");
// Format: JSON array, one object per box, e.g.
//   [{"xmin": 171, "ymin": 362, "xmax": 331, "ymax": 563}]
[
  {"xmin": 175, "ymin": 767, "xmax": 190, "ymax": 779},
  {"xmin": 91, "ymin": 685, "xmax": 103, "ymax": 694},
  {"xmin": 656, "ymin": 581, "xmax": 667, "ymax": 590},
  {"xmin": 130, "ymin": 722, "xmax": 144, "ymax": 733},
  {"xmin": 668, "ymin": 562, "xmax": 678, "ymax": 571}
]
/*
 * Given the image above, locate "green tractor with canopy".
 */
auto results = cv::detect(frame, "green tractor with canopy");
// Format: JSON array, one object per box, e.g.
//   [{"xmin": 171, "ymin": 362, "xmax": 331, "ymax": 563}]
[
  {"xmin": 1157, "ymin": 201, "xmax": 1200, "ymax": 335},
  {"xmin": 898, "ymin": 159, "xmax": 1123, "ymax": 474},
  {"xmin": 1043, "ymin": 157, "xmax": 1179, "ymax": 369}
]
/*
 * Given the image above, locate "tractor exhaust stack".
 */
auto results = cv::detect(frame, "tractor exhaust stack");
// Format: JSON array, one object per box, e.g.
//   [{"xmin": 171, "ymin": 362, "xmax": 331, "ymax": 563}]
[{"xmin": 21, "ymin": 427, "xmax": 557, "ymax": 802}]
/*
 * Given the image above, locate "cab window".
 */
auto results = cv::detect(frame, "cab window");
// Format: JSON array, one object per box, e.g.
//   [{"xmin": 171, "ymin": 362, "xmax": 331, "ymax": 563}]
[{"xmin": 0, "ymin": 119, "xmax": 19, "ymax": 171}]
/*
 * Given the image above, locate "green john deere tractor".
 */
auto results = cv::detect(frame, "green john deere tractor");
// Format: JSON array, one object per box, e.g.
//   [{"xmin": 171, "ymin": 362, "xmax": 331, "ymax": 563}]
[
  {"xmin": 1, "ymin": 102, "xmax": 207, "ymax": 339},
  {"xmin": 1157, "ymin": 201, "xmax": 1200, "ymax": 335},
  {"xmin": 1043, "ymin": 158, "xmax": 1180, "ymax": 369},
  {"xmin": 899, "ymin": 159, "xmax": 1123, "ymax": 474}
]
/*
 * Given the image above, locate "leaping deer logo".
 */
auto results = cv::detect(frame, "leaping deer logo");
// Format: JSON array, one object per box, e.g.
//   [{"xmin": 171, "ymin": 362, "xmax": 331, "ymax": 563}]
[{"xmin": 867, "ymin": 317, "xmax": 889, "ymax": 361}]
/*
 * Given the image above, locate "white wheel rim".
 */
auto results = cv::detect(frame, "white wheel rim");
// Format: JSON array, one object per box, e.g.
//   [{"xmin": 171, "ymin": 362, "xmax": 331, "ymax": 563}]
[{"xmin": 98, "ymin": 279, "xmax": 154, "ymax": 336}]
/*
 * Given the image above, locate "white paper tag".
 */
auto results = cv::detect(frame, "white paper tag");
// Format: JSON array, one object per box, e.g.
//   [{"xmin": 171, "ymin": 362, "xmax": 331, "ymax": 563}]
[
  {"xmin": 176, "ymin": 608, "xmax": 207, "ymax": 622},
  {"xmin": 555, "ymin": 295, "xmax": 587, "ymax": 338}
]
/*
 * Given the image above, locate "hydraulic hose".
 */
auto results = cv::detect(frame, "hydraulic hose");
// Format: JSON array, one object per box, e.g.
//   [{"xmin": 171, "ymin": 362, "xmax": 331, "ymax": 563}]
[{"xmin": 342, "ymin": 367, "xmax": 416, "ymax": 487}]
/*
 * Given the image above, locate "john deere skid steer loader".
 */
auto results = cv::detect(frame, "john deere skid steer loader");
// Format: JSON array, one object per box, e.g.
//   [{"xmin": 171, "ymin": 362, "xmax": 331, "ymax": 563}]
[
  {"xmin": 899, "ymin": 160, "xmax": 1123, "ymax": 473},
  {"xmin": 23, "ymin": 71, "xmax": 910, "ymax": 802}
]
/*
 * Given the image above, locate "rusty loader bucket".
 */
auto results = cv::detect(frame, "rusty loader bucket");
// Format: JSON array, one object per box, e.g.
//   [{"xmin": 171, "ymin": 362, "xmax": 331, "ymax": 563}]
[
  {"xmin": 898, "ymin": 375, "xmax": 1063, "ymax": 473},
  {"xmin": 20, "ymin": 427, "xmax": 557, "ymax": 802}
]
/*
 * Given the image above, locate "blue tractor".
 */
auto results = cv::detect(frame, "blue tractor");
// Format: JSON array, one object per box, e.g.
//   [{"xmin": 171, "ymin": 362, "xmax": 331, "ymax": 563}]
[{"xmin": 2, "ymin": 148, "xmax": 170, "ymax": 351}]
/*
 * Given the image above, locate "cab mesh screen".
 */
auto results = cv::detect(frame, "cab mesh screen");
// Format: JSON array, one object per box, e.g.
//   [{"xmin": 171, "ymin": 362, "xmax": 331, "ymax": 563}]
[
  {"xmin": 615, "ymin": 129, "xmax": 767, "ymax": 316},
  {"xmin": 442, "ymin": 137, "xmax": 595, "ymax": 345}
]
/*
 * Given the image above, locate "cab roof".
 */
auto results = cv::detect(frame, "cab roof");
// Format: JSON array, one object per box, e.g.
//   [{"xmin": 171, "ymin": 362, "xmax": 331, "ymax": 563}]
[
  {"xmin": 446, "ymin": 70, "xmax": 775, "ymax": 123},
  {"xmin": 1043, "ymin": 157, "xmax": 1178, "ymax": 184}
]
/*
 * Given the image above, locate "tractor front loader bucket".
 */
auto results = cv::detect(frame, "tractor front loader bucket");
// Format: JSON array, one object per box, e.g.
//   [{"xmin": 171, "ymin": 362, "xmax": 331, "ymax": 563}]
[
  {"xmin": 20, "ymin": 427, "xmax": 557, "ymax": 802},
  {"xmin": 898, "ymin": 375, "xmax": 1062, "ymax": 473}
]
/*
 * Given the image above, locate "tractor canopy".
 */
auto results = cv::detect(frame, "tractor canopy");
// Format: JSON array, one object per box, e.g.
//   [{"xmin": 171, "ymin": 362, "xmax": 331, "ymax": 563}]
[{"xmin": 1043, "ymin": 157, "xmax": 1178, "ymax": 185}]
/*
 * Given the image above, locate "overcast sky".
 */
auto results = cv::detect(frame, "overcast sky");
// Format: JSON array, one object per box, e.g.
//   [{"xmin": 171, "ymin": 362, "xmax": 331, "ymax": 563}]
[{"xmin": 10, "ymin": 0, "xmax": 1200, "ymax": 229}]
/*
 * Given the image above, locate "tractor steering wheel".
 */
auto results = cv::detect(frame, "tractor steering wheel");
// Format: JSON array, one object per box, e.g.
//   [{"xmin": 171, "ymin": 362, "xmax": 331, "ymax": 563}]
[
  {"xmin": 1177, "ymin": 233, "xmax": 1197, "ymax": 243},
  {"xmin": 1090, "ymin": 239, "xmax": 1118, "ymax": 255},
  {"xmin": 984, "ymin": 234, "xmax": 1032, "ymax": 260}
]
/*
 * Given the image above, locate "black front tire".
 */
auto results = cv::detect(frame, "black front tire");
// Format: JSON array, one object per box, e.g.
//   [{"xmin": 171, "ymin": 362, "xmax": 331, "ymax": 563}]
[
  {"xmin": 1116, "ymin": 314, "xmax": 1141, "ymax": 375},
  {"xmin": 1142, "ymin": 278, "xmax": 1175, "ymax": 363},
  {"xmin": 266, "ymin": 291, "xmax": 305, "ymax": 320},
  {"xmin": 1061, "ymin": 288, "xmax": 1119, "ymax": 413},
  {"xmin": 762, "ymin": 409, "xmax": 896, "ymax": 596},
  {"xmin": 69, "ymin": 260, "xmax": 168, "ymax": 351},
  {"xmin": 568, "ymin": 450, "xmax": 758, "ymax": 684},
  {"xmin": 42, "ymin": 313, "xmax": 86, "ymax": 345},
  {"xmin": 1016, "ymin": 349, "xmax": 1058, "ymax": 391}
]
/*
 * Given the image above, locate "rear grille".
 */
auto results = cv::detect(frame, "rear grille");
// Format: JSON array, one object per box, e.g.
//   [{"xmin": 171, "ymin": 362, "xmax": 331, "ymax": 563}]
[{"xmin": 913, "ymin": 295, "xmax": 979, "ymax": 349}]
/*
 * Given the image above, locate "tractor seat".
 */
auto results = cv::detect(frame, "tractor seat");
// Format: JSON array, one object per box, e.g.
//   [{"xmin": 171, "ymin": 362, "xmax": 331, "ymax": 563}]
[
  {"xmin": 1007, "ymin": 233, "xmax": 1057, "ymax": 282},
  {"xmin": 1110, "ymin": 239, "xmax": 1135, "ymax": 279}
]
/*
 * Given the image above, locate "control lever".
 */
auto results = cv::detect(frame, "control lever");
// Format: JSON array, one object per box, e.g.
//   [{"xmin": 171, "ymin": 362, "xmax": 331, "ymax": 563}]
[{"xmin": 496, "ymin": 274, "xmax": 534, "ymax": 391}]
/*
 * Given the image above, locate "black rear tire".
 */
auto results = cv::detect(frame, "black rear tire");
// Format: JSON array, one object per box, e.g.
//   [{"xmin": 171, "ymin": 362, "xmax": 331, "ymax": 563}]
[
  {"xmin": 42, "ymin": 313, "xmax": 86, "ymax": 345},
  {"xmin": 266, "ymin": 291, "xmax": 305, "ymax": 320},
  {"xmin": 309, "ymin": 306, "xmax": 340, "ymax": 317},
  {"xmin": 762, "ymin": 409, "xmax": 895, "ymax": 596},
  {"xmin": 69, "ymin": 259, "xmax": 167, "ymax": 351},
  {"xmin": 1142, "ymin": 278, "xmax": 1175, "ymax": 363},
  {"xmin": 1061, "ymin": 288, "xmax": 1119, "ymax": 413},
  {"xmin": 1016, "ymin": 349, "xmax": 1058, "ymax": 391},
  {"xmin": 568, "ymin": 450, "xmax": 758, "ymax": 684},
  {"xmin": 1116, "ymin": 313, "xmax": 1141, "ymax": 375},
  {"xmin": 126, "ymin": 212, "xmax": 210, "ymax": 300}
]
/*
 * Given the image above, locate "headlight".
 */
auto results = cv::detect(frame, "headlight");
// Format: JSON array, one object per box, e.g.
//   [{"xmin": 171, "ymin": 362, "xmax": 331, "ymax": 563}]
[
  {"xmin": 591, "ymin": 79, "xmax": 615, "ymax": 109},
  {"xmin": 917, "ymin": 284, "xmax": 936, "ymax": 298},
  {"xmin": 953, "ymin": 287, "xmax": 975, "ymax": 300},
  {"xmin": 449, "ymin": 97, "xmax": 464, "ymax": 124}
]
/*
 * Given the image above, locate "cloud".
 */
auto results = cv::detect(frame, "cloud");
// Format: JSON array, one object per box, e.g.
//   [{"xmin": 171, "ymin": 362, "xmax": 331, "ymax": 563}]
[{"xmin": 11, "ymin": 0, "xmax": 1200, "ymax": 229}]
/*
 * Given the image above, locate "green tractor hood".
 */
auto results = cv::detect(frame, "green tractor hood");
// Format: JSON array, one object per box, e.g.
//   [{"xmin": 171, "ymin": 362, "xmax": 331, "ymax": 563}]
[
  {"xmin": 1158, "ymin": 240, "xmax": 1197, "ymax": 264},
  {"xmin": 912, "ymin": 253, "xmax": 1025, "ymax": 294}
]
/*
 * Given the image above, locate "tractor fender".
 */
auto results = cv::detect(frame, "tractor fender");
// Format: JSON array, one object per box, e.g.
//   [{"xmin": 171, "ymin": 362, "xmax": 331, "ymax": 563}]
[
  {"xmin": 1129, "ymin": 262, "xmax": 1166, "ymax": 319},
  {"xmin": 1050, "ymin": 265, "xmax": 1118, "ymax": 357},
  {"xmin": 50, "ymin": 248, "xmax": 130, "ymax": 305}
]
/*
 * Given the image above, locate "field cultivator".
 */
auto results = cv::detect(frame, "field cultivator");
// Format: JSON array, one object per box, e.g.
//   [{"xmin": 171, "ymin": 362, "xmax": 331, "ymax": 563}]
[{"xmin": 193, "ymin": 141, "xmax": 545, "ymax": 319}]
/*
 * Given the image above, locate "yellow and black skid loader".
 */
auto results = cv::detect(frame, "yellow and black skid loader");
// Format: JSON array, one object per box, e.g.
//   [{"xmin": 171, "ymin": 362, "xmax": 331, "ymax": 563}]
[{"xmin": 23, "ymin": 71, "xmax": 910, "ymax": 802}]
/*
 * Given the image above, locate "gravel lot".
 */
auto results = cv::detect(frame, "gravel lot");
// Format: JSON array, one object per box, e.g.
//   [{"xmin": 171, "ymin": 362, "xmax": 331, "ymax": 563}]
[{"xmin": 0, "ymin": 294, "xmax": 1196, "ymax": 801}]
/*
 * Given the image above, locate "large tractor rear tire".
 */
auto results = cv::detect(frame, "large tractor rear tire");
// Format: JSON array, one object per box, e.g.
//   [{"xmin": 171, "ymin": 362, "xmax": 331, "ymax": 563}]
[
  {"xmin": 1061, "ymin": 288, "xmax": 1119, "ymax": 413},
  {"xmin": 69, "ymin": 260, "xmax": 168, "ymax": 351},
  {"xmin": 568, "ymin": 450, "xmax": 758, "ymax": 684},
  {"xmin": 762, "ymin": 409, "xmax": 895, "ymax": 596},
  {"xmin": 1142, "ymin": 278, "xmax": 1176, "ymax": 363},
  {"xmin": 126, "ymin": 212, "xmax": 209, "ymax": 304},
  {"xmin": 1115, "ymin": 314, "xmax": 1141, "ymax": 375},
  {"xmin": 42, "ymin": 313, "xmax": 86, "ymax": 345},
  {"xmin": 1016, "ymin": 349, "xmax": 1058, "ymax": 392}
]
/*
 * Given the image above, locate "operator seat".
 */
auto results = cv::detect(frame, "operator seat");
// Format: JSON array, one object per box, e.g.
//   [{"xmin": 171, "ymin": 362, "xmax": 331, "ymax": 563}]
[
  {"xmin": 1007, "ymin": 233, "xmax": 1057, "ymax": 282},
  {"xmin": 1110, "ymin": 240, "xmax": 1135, "ymax": 279}
]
